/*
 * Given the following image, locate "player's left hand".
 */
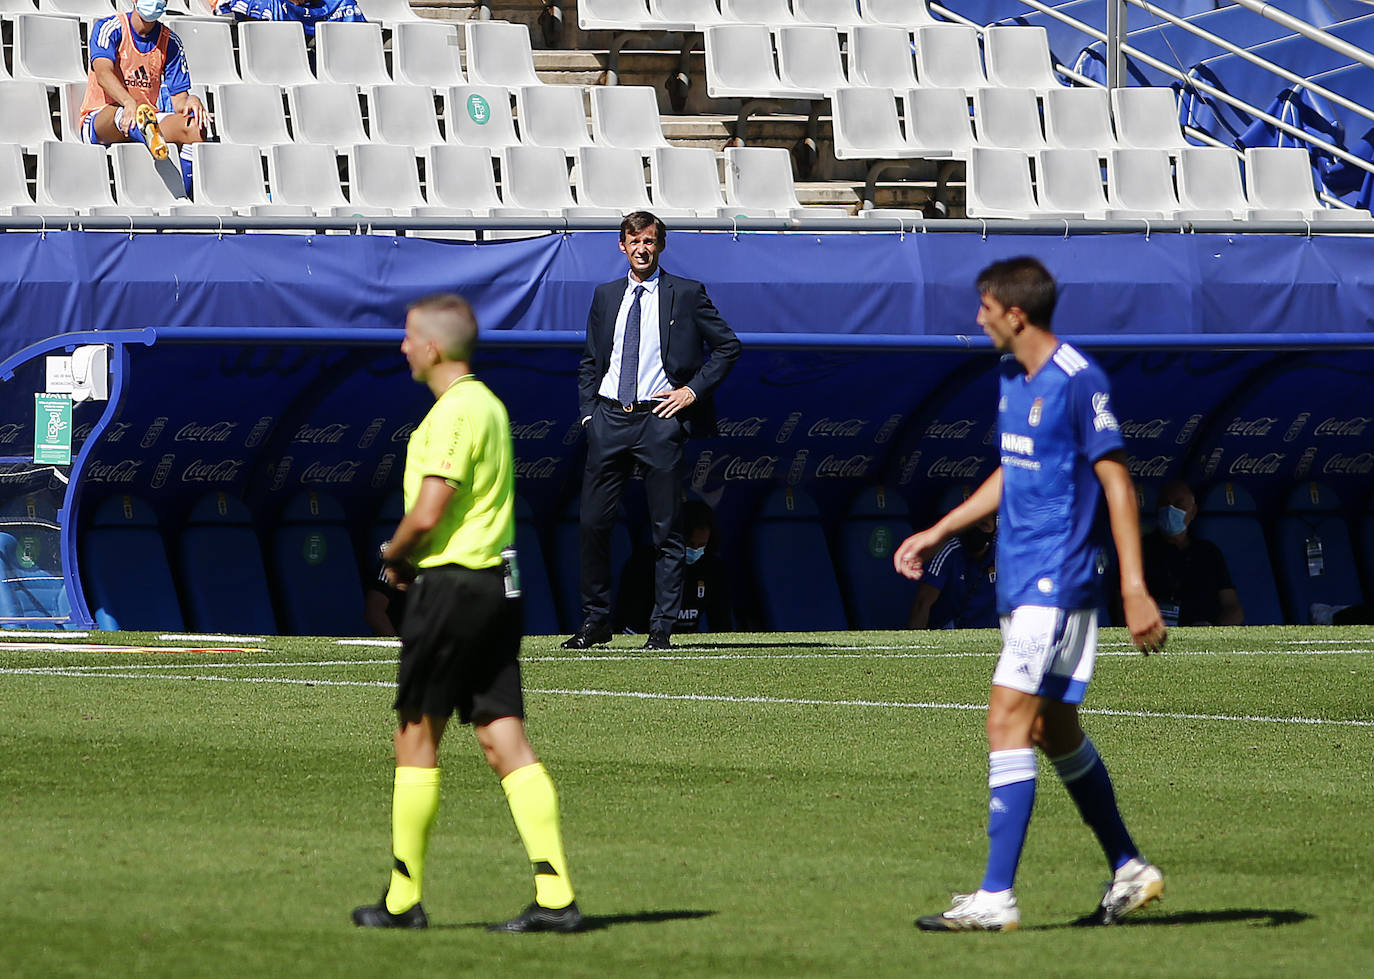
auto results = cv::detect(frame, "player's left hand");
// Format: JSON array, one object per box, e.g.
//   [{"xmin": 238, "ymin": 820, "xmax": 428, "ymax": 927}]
[
  {"xmin": 652, "ymin": 386, "xmax": 696, "ymax": 418},
  {"xmin": 893, "ymin": 528, "xmax": 943, "ymax": 580}
]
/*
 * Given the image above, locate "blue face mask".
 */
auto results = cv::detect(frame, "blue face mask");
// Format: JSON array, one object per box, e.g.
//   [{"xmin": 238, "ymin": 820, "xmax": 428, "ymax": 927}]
[
  {"xmin": 685, "ymin": 546, "xmax": 705, "ymax": 565},
  {"xmin": 135, "ymin": 0, "xmax": 167, "ymax": 21},
  {"xmin": 1157, "ymin": 505, "xmax": 1188, "ymax": 537}
]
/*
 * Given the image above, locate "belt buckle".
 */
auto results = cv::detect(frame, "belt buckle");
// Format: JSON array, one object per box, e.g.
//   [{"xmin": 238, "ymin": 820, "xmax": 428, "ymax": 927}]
[{"xmin": 622, "ymin": 402, "xmax": 634, "ymax": 413}]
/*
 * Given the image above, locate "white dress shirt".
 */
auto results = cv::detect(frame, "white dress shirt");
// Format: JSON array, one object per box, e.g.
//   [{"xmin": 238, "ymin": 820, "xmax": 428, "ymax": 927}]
[{"xmin": 598, "ymin": 271, "xmax": 671, "ymax": 404}]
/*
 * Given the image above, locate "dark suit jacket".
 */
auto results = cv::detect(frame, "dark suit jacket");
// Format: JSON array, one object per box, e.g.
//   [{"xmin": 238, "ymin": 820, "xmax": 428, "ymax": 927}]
[{"xmin": 578, "ymin": 270, "xmax": 741, "ymax": 437}]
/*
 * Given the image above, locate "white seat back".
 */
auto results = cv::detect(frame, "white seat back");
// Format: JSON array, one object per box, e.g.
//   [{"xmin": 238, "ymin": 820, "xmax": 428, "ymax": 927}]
[
  {"xmin": 191, "ymin": 142, "xmax": 269, "ymax": 209},
  {"xmin": 13, "ymin": 14, "xmax": 87, "ymax": 85},
  {"xmin": 1035, "ymin": 148, "xmax": 1108, "ymax": 219},
  {"xmin": 724, "ymin": 145, "xmax": 801, "ymax": 213},
  {"xmin": 860, "ymin": 0, "xmax": 937, "ymax": 28},
  {"xmin": 1043, "ymin": 87, "xmax": 1115, "ymax": 150},
  {"xmin": 776, "ymin": 26, "xmax": 849, "ymax": 97},
  {"xmin": 446, "ymin": 85, "xmax": 521, "ymax": 149},
  {"xmin": 0, "ymin": 143, "xmax": 35, "ymax": 210},
  {"xmin": 973, "ymin": 87, "xmax": 1046, "ymax": 151},
  {"xmin": 368, "ymin": 84, "xmax": 443, "ymax": 148},
  {"xmin": 1177, "ymin": 146, "xmax": 1247, "ymax": 217},
  {"xmin": 348, "ymin": 143, "xmax": 425, "ymax": 209},
  {"xmin": 37, "ymin": 141, "xmax": 114, "ymax": 211},
  {"xmin": 392, "ymin": 21, "xmax": 464, "ymax": 88},
  {"xmin": 1, "ymin": 81, "xmax": 59, "ymax": 152},
  {"xmin": 793, "ymin": 0, "xmax": 864, "ymax": 28},
  {"xmin": 589, "ymin": 85, "xmax": 670, "ymax": 149},
  {"xmin": 425, "ymin": 144, "xmax": 503, "ymax": 212},
  {"xmin": 575, "ymin": 146, "xmax": 652, "ymax": 211},
  {"xmin": 516, "ymin": 84, "xmax": 593, "ymax": 152},
  {"xmin": 965, "ymin": 147, "xmax": 1038, "ymax": 219},
  {"xmin": 1106, "ymin": 147, "xmax": 1179, "ymax": 215},
  {"xmin": 914, "ymin": 24, "xmax": 986, "ymax": 92},
  {"xmin": 176, "ymin": 19, "xmax": 240, "ymax": 87},
  {"xmin": 239, "ymin": 21, "xmax": 316, "ymax": 87},
  {"xmin": 903, "ymin": 87, "xmax": 975, "ymax": 158},
  {"xmin": 110, "ymin": 142, "xmax": 187, "ymax": 209},
  {"xmin": 650, "ymin": 146, "xmax": 727, "ymax": 214},
  {"xmin": 316, "ymin": 22, "xmax": 392, "ymax": 86},
  {"xmin": 288, "ymin": 83, "xmax": 370, "ymax": 147},
  {"xmin": 983, "ymin": 26, "xmax": 1061, "ymax": 93},
  {"xmin": 499, "ymin": 145, "xmax": 575, "ymax": 212},
  {"xmin": 214, "ymin": 83, "xmax": 292, "ymax": 147},
  {"xmin": 704, "ymin": 24, "xmax": 791, "ymax": 100},
  {"xmin": 849, "ymin": 25, "xmax": 917, "ymax": 90},
  {"xmin": 832, "ymin": 86, "xmax": 914, "ymax": 160},
  {"xmin": 1111, "ymin": 86, "xmax": 1188, "ymax": 151},
  {"xmin": 268, "ymin": 142, "xmax": 349, "ymax": 211},
  {"xmin": 464, "ymin": 21, "xmax": 542, "ymax": 88}
]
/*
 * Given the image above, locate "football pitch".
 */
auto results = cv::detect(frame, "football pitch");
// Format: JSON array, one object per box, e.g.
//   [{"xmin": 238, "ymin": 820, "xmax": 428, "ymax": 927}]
[{"xmin": 2, "ymin": 626, "xmax": 1371, "ymax": 978}]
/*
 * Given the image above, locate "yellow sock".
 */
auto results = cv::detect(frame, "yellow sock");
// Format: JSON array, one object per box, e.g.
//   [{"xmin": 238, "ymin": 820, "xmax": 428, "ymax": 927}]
[
  {"xmin": 385, "ymin": 766, "xmax": 441, "ymax": 915},
  {"xmin": 502, "ymin": 762, "xmax": 575, "ymax": 909}
]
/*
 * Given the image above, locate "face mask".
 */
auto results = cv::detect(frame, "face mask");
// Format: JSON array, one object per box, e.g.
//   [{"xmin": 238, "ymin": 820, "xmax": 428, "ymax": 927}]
[
  {"xmin": 135, "ymin": 0, "xmax": 167, "ymax": 21},
  {"xmin": 685, "ymin": 546, "xmax": 705, "ymax": 565},
  {"xmin": 1157, "ymin": 505, "xmax": 1188, "ymax": 537}
]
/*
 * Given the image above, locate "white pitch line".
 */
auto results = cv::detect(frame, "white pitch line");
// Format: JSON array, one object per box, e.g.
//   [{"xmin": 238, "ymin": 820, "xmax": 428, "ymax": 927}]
[
  {"xmin": 335, "ymin": 639, "xmax": 403, "ymax": 647},
  {"xmin": 157, "ymin": 634, "xmax": 266, "ymax": 643},
  {"xmin": 0, "ymin": 631, "xmax": 91, "ymax": 639},
  {"xmin": 527, "ymin": 687, "xmax": 1374, "ymax": 728}
]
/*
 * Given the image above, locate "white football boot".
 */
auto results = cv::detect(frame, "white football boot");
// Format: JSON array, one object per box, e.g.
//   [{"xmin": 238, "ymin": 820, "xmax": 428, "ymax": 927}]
[{"xmin": 916, "ymin": 889, "xmax": 1021, "ymax": 932}]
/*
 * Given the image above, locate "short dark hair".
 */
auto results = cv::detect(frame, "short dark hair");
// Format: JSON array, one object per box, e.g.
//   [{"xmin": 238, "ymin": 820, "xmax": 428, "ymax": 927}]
[
  {"xmin": 406, "ymin": 293, "xmax": 478, "ymax": 361},
  {"xmin": 975, "ymin": 257, "xmax": 1058, "ymax": 328},
  {"xmin": 620, "ymin": 210, "xmax": 667, "ymax": 246}
]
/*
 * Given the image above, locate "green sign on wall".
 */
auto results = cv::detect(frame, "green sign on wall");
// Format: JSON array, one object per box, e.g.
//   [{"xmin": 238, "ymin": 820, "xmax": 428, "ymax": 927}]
[{"xmin": 34, "ymin": 393, "xmax": 72, "ymax": 465}]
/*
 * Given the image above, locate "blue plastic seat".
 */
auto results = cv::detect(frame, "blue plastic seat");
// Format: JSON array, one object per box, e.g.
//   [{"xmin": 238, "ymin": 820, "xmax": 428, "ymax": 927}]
[
  {"xmin": 179, "ymin": 492, "xmax": 278, "ymax": 635},
  {"xmin": 80, "ymin": 494, "xmax": 185, "ymax": 631},
  {"xmin": 1191, "ymin": 482, "xmax": 1284, "ymax": 625},
  {"xmin": 1273, "ymin": 481, "xmax": 1365, "ymax": 623},
  {"xmin": 272, "ymin": 491, "xmax": 368, "ymax": 636},
  {"xmin": 836, "ymin": 485, "xmax": 918, "ymax": 630},
  {"xmin": 0, "ymin": 531, "xmax": 71, "ymax": 626},
  {"xmin": 515, "ymin": 497, "xmax": 560, "ymax": 637},
  {"xmin": 748, "ymin": 486, "xmax": 848, "ymax": 633}
]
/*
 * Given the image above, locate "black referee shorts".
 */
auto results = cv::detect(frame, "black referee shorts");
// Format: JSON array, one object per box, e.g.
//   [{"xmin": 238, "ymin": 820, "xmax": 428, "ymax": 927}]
[{"xmin": 394, "ymin": 563, "xmax": 525, "ymax": 725}]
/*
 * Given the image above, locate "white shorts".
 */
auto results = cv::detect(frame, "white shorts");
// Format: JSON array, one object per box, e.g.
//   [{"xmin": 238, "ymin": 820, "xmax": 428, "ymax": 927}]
[{"xmin": 992, "ymin": 606, "xmax": 1098, "ymax": 704}]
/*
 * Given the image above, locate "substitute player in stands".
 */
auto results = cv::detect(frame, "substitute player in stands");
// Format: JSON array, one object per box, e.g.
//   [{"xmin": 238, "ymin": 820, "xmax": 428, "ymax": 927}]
[
  {"xmin": 352, "ymin": 294, "xmax": 581, "ymax": 933},
  {"xmin": 895, "ymin": 257, "xmax": 1166, "ymax": 931},
  {"xmin": 81, "ymin": 1, "xmax": 208, "ymax": 190}
]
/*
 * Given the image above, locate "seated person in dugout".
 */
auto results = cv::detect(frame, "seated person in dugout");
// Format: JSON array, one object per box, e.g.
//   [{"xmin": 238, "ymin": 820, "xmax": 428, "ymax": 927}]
[
  {"xmin": 615, "ymin": 500, "xmax": 733, "ymax": 636},
  {"xmin": 908, "ymin": 514, "xmax": 999, "ymax": 630},
  {"xmin": 1141, "ymin": 480, "xmax": 1244, "ymax": 627},
  {"xmin": 214, "ymin": 0, "xmax": 367, "ymax": 40},
  {"xmin": 81, "ymin": 0, "xmax": 208, "ymax": 194}
]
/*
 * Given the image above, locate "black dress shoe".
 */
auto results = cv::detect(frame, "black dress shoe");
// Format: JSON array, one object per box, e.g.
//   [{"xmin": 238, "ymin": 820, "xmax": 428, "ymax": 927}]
[
  {"xmin": 488, "ymin": 901, "xmax": 584, "ymax": 933},
  {"xmin": 643, "ymin": 632, "xmax": 672, "ymax": 650},
  {"xmin": 352, "ymin": 894, "xmax": 429, "ymax": 929},
  {"xmin": 561, "ymin": 626, "xmax": 612, "ymax": 650}
]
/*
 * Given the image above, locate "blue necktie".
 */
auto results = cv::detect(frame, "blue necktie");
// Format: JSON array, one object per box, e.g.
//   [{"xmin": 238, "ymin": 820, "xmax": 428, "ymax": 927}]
[{"xmin": 618, "ymin": 284, "xmax": 646, "ymax": 407}]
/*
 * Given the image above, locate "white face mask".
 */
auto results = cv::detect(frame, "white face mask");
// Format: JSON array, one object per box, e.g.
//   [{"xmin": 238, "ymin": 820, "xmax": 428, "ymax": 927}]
[
  {"xmin": 685, "ymin": 546, "xmax": 705, "ymax": 565},
  {"xmin": 135, "ymin": 0, "xmax": 167, "ymax": 21}
]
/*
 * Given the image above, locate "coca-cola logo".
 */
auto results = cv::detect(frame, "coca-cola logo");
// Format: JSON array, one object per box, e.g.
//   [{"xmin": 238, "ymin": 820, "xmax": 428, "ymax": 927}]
[
  {"xmin": 85, "ymin": 458, "xmax": 143, "ymax": 483},
  {"xmin": 509, "ymin": 420, "xmax": 557, "ymax": 440},
  {"xmin": 1322, "ymin": 451, "xmax": 1374, "ymax": 475},
  {"xmin": 815, "ymin": 454, "xmax": 874, "ymax": 478},
  {"xmin": 1225, "ymin": 416, "xmax": 1277, "ymax": 438},
  {"xmin": 1313, "ymin": 417, "xmax": 1371, "ymax": 437},
  {"xmin": 176, "ymin": 421, "xmax": 239, "ymax": 443},
  {"xmin": 181, "ymin": 458, "xmax": 246, "ymax": 482},
  {"xmin": 293, "ymin": 423, "xmax": 350, "ymax": 445},
  {"xmin": 1228, "ymin": 451, "xmax": 1285, "ymax": 475},
  {"xmin": 300, "ymin": 460, "xmax": 361, "ymax": 484},
  {"xmin": 1119, "ymin": 419, "xmax": 1170, "ymax": 440},
  {"xmin": 0, "ymin": 423, "xmax": 23, "ymax": 445},
  {"xmin": 923, "ymin": 419, "xmax": 978, "ymax": 440},
  {"xmin": 723, "ymin": 455, "xmax": 779, "ymax": 481},
  {"xmin": 514, "ymin": 457, "xmax": 559, "ymax": 479},
  {"xmin": 714, "ymin": 416, "xmax": 767, "ymax": 439},
  {"xmin": 1128, "ymin": 455, "xmax": 1173, "ymax": 478},
  {"xmin": 927, "ymin": 455, "xmax": 983, "ymax": 478},
  {"xmin": 391, "ymin": 423, "xmax": 418, "ymax": 443},
  {"xmin": 807, "ymin": 417, "xmax": 868, "ymax": 438}
]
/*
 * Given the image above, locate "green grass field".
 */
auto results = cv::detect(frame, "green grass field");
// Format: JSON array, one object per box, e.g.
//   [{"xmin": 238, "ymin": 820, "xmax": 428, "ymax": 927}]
[{"xmin": 2, "ymin": 626, "xmax": 1371, "ymax": 978}]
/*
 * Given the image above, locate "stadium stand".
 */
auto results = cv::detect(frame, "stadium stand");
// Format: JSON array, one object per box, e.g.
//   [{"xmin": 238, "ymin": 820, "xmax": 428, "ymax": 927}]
[
  {"xmin": 1274, "ymin": 481, "xmax": 1366, "ymax": 624},
  {"xmin": 178, "ymin": 491, "xmax": 278, "ymax": 635},
  {"xmin": 747, "ymin": 486, "xmax": 847, "ymax": 632},
  {"xmin": 79, "ymin": 493, "xmax": 185, "ymax": 631},
  {"xmin": 1191, "ymin": 482, "xmax": 1284, "ymax": 626}
]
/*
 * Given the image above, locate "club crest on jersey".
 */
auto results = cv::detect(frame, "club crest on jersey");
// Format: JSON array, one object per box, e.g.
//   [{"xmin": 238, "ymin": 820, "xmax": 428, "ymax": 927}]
[
  {"xmin": 1092, "ymin": 392, "xmax": 1120, "ymax": 433},
  {"xmin": 1028, "ymin": 397, "xmax": 1043, "ymax": 427}
]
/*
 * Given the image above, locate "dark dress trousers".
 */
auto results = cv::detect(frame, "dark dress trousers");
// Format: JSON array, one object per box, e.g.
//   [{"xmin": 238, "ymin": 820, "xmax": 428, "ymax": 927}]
[{"xmin": 575, "ymin": 271, "xmax": 741, "ymax": 634}]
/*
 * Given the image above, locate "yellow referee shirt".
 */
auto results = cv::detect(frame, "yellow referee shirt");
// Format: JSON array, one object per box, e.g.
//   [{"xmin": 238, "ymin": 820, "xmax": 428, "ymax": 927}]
[{"xmin": 402, "ymin": 375, "xmax": 515, "ymax": 570}]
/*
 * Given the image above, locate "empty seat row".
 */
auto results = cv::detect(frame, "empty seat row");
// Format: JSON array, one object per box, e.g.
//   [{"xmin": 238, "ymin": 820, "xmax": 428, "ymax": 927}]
[
  {"xmin": 2, "ymin": 16, "xmax": 510, "ymax": 89},
  {"xmin": 966, "ymin": 145, "xmax": 1373, "ymax": 222},
  {"xmin": 0, "ymin": 139, "xmax": 847, "ymax": 220},
  {"xmin": 580, "ymin": 0, "xmax": 939, "ymax": 33},
  {"xmin": 705, "ymin": 23, "xmax": 1065, "ymax": 102},
  {"xmin": 832, "ymin": 85, "xmax": 1191, "ymax": 163}
]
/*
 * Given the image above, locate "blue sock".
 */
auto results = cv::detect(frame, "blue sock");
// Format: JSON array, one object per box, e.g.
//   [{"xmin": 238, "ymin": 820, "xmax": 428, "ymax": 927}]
[
  {"xmin": 118, "ymin": 107, "xmax": 149, "ymax": 148},
  {"xmin": 1051, "ymin": 737, "xmax": 1139, "ymax": 872},
  {"xmin": 980, "ymin": 748, "xmax": 1036, "ymax": 893},
  {"xmin": 179, "ymin": 145, "xmax": 194, "ymax": 198}
]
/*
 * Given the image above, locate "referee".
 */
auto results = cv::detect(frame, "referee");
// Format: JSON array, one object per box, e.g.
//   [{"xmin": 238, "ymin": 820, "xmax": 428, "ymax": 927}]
[{"xmin": 352, "ymin": 294, "xmax": 582, "ymax": 933}]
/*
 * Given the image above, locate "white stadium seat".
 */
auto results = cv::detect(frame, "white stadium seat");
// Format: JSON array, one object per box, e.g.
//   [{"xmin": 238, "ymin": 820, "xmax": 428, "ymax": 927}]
[{"xmin": 315, "ymin": 22, "xmax": 392, "ymax": 86}]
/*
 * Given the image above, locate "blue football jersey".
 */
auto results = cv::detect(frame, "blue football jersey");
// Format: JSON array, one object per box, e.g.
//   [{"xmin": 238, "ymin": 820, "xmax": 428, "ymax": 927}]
[{"xmin": 995, "ymin": 343, "xmax": 1124, "ymax": 613}]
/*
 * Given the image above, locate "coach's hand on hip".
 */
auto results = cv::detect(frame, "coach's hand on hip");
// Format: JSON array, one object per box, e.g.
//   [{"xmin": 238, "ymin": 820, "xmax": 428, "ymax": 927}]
[{"xmin": 652, "ymin": 386, "xmax": 696, "ymax": 419}]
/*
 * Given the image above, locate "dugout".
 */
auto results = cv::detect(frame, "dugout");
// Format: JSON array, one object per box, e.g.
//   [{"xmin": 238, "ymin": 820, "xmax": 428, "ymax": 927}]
[{"xmin": 0, "ymin": 227, "xmax": 1372, "ymax": 631}]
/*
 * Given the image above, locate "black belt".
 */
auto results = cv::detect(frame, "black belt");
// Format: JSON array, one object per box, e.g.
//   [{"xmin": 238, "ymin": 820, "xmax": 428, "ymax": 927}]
[{"xmin": 599, "ymin": 396, "xmax": 660, "ymax": 413}]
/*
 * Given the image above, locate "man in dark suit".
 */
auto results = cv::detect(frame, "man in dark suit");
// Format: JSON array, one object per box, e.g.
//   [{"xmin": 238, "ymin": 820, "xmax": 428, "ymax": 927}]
[{"xmin": 562, "ymin": 212, "xmax": 741, "ymax": 651}]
